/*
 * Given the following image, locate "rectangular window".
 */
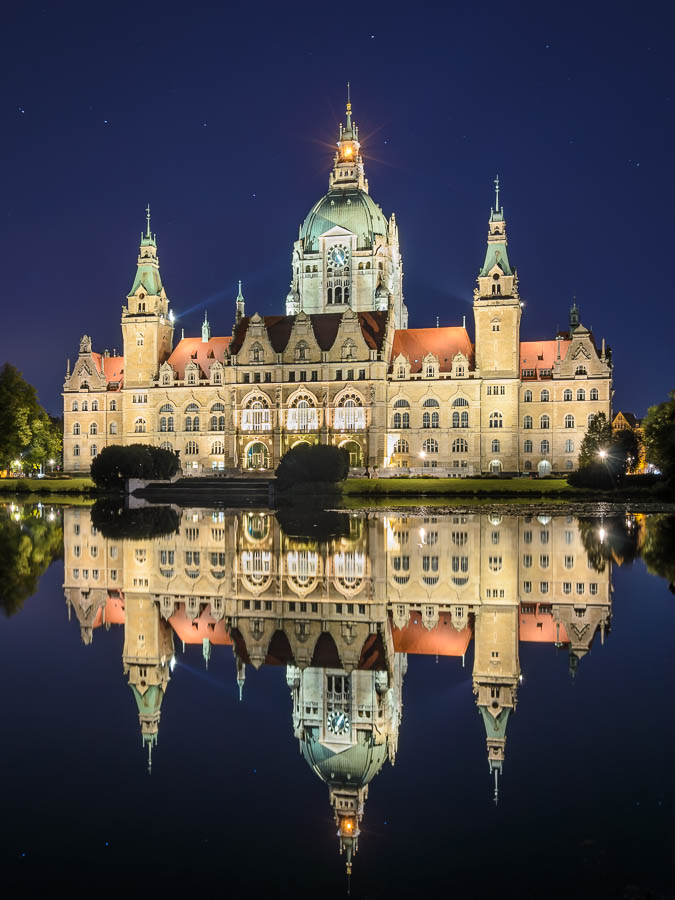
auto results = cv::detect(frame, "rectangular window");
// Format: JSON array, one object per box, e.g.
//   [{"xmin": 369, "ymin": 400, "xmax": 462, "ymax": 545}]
[
  {"xmin": 289, "ymin": 372, "xmax": 295, "ymax": 382},
  {"xmin": 264, "ymin": 372, "xmax": 271, "ymax": 382},
  {"xmin": 590, "ymin": 583, "xmax": 598, "ymax": 595},
  {"xmin": 254, "ymin": 372, "xmax": 261, "ymax": 383},
  {"xmin": 523, "ymin": 554, "xmax": 532, "ymax": 568},
  {"xmin": 336, "ymin": 370, "xmax": 342, "ymax": 381},
  {"xmin": 540, "ymin": 581, "xmax": 549, "ymax": 594},
  {"xmin": 243, "ymin": 373, "xmax": 250, "ymax": 384},
  {"xmin": 300, "ymin": 371, "xmax": 307, "ymax": 382},
  {"xmin": 359, "ymin": 369, "xmax": 366, "ymax": 380},
  {"xmin": 311, "ymin": 370, "xmax": 318, "ymax": 381},
  {"xmin": 347, "ymin": 369, "xmax": 354, "ymax": 381}
]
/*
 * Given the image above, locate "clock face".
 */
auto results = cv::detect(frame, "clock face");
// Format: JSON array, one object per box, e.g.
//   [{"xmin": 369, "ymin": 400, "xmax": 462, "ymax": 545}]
[
  {"xmin": 330, "ymin": 246, "xmax": 347, "ymax": 267},
  {"xmin": 326, "ymin": 710, "xmax": 350, "ymax": 735}
]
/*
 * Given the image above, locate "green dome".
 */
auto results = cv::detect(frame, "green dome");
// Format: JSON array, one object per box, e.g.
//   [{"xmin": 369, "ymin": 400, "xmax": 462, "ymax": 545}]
[
  {"xmin": 302, "ymin": 729, "xmax": 388, "ymax": 789},
  {"xmin": 301, "ymin": 189, "xmax": 388, "ymax": 252}
]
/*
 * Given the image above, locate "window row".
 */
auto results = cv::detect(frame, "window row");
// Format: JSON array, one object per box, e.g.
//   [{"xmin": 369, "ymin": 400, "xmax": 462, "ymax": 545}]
[{"xmin": 70, "ymin": 399, "xmax": 118, "ymax": 412}]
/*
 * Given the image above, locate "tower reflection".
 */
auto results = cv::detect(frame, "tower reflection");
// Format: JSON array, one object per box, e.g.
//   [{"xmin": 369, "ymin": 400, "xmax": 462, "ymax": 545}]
[{"xmin": 62, "ymin": 507, "xmax": 613, "ymax": 871}]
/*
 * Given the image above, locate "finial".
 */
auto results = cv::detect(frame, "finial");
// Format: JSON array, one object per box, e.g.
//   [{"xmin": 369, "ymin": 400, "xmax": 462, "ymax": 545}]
[
  {"xmin": 147, "ymin": 740, "xmax": 153, "ymax": 775},
  {"xmin": 493, "ymin": 767, "xmax": 499, "ymax": 806},
  {"xmin": 145, "ymin": 203, "xmax": 151, "ymax": 238},
  {"xmin": 494, "ymin": 174, "xmax": 500, "ymax": 212}
]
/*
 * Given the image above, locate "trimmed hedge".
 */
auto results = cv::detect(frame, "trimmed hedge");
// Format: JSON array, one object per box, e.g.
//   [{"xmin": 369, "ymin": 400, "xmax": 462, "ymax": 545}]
[
  {"xmin": 90, "ymin": 444, "xmax": 180, "ymax": 489},
  {"xmin": 276, "ymin": 444, "xmax": 350, "ymax": 489}
]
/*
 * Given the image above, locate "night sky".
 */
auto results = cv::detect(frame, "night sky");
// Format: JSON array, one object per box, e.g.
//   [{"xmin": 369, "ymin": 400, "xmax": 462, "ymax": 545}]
[{"xmin": 2, "ymin": 1, "xmax": 672, "ymax": 415}]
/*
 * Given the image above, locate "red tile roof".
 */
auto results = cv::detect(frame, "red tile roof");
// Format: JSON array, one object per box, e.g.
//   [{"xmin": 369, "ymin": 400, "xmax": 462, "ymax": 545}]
[
  {"xmin": 169, "ymin": 605, "xmax": 233, "ymax": 645},
  {"xmin": 229, "ymin": 311, "xmax": 389, "ymax": 356},
  {"xmin": 167, "ymin": 337, "xmax": 232, "ymax": 378},
  {"xmin": 390, "ymin": 327, "xmax": 474, "ymax": 372},
  {"xmin": 392, "ymin": 611, "xmax": 473, "ymax": 656},
  {"xmin": 519, "ymin": 340, "xmax": 570, "ymax": 378},
  {"xmin": 519, "ymin": 610, "xmax": 569, "ymax": 643},
  {"xmin": 91, "ymin": 353, "xmax": 124, "ymax": 387}
]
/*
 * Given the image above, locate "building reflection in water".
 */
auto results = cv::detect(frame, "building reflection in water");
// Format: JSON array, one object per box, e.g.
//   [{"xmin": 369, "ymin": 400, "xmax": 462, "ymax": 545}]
[{"xmin": 62, "ymin": 507, "xmax": 613, "ymax": 876}]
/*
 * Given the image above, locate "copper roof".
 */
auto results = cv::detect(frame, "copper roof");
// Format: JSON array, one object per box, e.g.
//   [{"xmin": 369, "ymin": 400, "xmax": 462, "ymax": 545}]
[{"xmin": 390, "ymin": 326, "xmax": 474, "ymax": 372}]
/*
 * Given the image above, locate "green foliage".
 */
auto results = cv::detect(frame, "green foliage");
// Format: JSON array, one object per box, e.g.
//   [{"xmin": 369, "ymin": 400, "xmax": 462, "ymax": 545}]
[
  {"xmin": 0, "ymin": 506, "xmax": 63, "ymax": 616},
  {"xmin": 90, "ymin": 444, "xmax": 180, "ymax": 489},
  {"xmin": 90, "ymin": 500, "xmax": 180, "ymax": 538},
  {"xmin": 0, "ymin": 363, "xmax": 61, "ymax": 472},
  {"xmin": 276, "ymin": 444, "xmax": 350, "ymax": 489},
  {"xmin": 578, "ymin": 412, "xmax": 614, "ymax": 469},
  {"xmin": 641, "ymin": 514, "xmax": 675, "ymax": 592},
  {"xmin": 567, "ymin": 463, "xmax": 617, "ymax": 489},
  {"xmin": 643, "ymin": 391, "xmax": 675, "ymax": 480}
]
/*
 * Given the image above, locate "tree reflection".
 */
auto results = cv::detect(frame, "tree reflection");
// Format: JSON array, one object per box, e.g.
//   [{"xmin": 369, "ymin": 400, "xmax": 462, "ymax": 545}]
[
  {"xmin": 640, "ymin": 515, "xmax": 675, "ymax": 592},
  {"xmin": 0, "ymin": 505, "xmax": 63, "ymax": 616}
]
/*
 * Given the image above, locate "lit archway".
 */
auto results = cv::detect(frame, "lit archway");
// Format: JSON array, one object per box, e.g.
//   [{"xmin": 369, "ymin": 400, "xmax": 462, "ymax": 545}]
[{"xmin": 246, "ymin": 442, "xmax": 270, "ymax": 470}]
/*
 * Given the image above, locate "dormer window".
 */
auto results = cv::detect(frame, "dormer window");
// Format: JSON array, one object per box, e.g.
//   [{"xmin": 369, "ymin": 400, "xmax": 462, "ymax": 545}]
[
  {"xmin": 491, "ymin": 319, "xmax": 500, "ymax": 332},
  {"xmin": 137, "ymin": 333, "xmax": 144, "ymax": 346},
  {"xmin": 397, "ymin": 365, "xmax": 406, "ymax": 379}
]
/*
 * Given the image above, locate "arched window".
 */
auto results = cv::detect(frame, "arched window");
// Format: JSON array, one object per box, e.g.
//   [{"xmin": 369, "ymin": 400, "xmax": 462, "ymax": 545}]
[
  {"xmin": 160, "ymin": 441, "xmax": 173, "ymax": 451},
  {"xmin": 575, "ymin": 365, "xmax": 587, "ymax": 375},
  {"xmin": 211, "ymin": 441, "xmax": 224, "ymax": 455},
  {"xmin": 460, "ymin": 411, "xmax": 468, "ymax": 428},
  {"xmin": 523, "ymin": 390, "xmax": 532, "ymax": 403},
  {"xmin": 524, "ymin": 460, "xmax": 532, "ymax": 470},
  {"xmin": 109, "ymin": 399, "xmax": 117, "ymax": 411},
  {"xmin": 134, "ymin": 418, "xmax": 146, "ymax": 433},
  {"xmin": 335, "ymin": 394, "xmax": 365, "ymax": 430},
  {"xmin": 577, "ymin": 389, "xmax": 586, "ymax": 401},
  {"xmin": 186, "ymin": 403, "xmax": 199, "ymax": 413},
  {"xmin": 393, "ymin": 412, "xmax": 402, "ymax": 429},
  {"xmin": 452, "ymin": 397, "xmax": 469, "ymax": 407},
  {"xmin": 540, "ymin": 415, "xmax": 550, "ymax": 429},
  {"xmin": 91, "ymin": 400, "xmax": 98, "ymax": 411},
  {"xmin": 563, "ymin": 389, "xmax": 573, "ymax": 401},
  {"xmin": 402, "ymin": 412, "xmax": 410, "ymax": 429},
  {"xmin": 393, "ymin": 438, "xmax": 409, "ymax": 455},
  {"xmin": 335, "ymin": 286, "xmax": 343, "ymax": 304},
  {"xmin": 81, "ymin": 401, "xmax": 88, "ymax": 411},
  {"xmin": 90, "ymin": 423, "xmax": 97, "ymax": 435},
  {"xmin": 523, "ymin": 415, "xmax": 532, "ymax": 430},
  {"xmin": 137, "ymin": 333, "xmax": 144, "ymax": 346},
  {"xmin": 452, "ymin": 437, "xmax": 468, "ymax": 453},
  {"xmin": 160, "ymin": 403, "xmax": 174, "ymax": 413},
  {"xmin": 587, "ymin": 414, "xmax": 595, "ymax": 428},
  {"xmin": 565, "ymin": 414, "xmax": 575, "ymax": 429},
  {"xmin": 296, "ymin": 399, "xmax": 313, "ymax": 432},
  {"xmin": 423, "ymin": 438, "xmax": 438, "ymax": 453},
  {"xmin": 489, "ymin": 411, "xmax": 503, "ymax": 429},
  {"xmin": 211, "ymin": 402, "xmax": 225, "ymax": 413},
  {"xmin": 541, "ymin": 440, "xmax": 550, "ymax": 454},
  {"xmin": 423, "ymin": 398, "xmax": 440, "ymax": 408},
  {"xmin": 590, "ymin": 388, "xmax": 599, "ymax": 401},
  {"xmin": 492, "ymin": 439, "xmax": 500, "ymax": 453},
  {"xmin": 90, "ymin": 444, "xmax": 97, "ymax": 457},
  {"xmin": 540, "ymin": 389, "xmax": 550, "ymax": 402},
  {"xmin": 565, "ymin": 439, "xmax": 574, "ymax": 453},
  {"xmin": 242, "ymin": 395, "xmax": 272, "ymax": 432},
  {"xmin": 73, "ymin": 444, "xmax": 80, "ymax": 457},
  {"xmin": 73, "ymin": 422, "xmax": 81, "ymax": 435},
  {"xmin": 185, "ymin": 440, "xmax": 199, "ymax": 455},
  {"xmin": 524, "ymin": 439, "xmax": 533, "ymax": 453},
  {"xmin": 71, "ymin": 401, "xmax": 79, "ymax": 411},
  {"xmin": 110, "ymin": 422, "xmax": 117, "ymax": 435},
  {"xmin": 422, "ymin": 412, "xmax": 430, "ymax": 429},
  {"xmin": 393, "ymin": 398, "xmax": 410, "ymax": 408}
]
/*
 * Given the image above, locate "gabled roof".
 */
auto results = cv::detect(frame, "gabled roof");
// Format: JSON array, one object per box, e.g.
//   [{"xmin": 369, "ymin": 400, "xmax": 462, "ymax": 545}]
[
  {"xmin": 167, "ymin": 336, "xmax": 231, "ymax": 378},
  {"xmin": 391, "ymin": 611, "xmax": 473, "ymax": 656},
  {"xmin": 91, "ymin": 353, "xmax": 124, "ymax": 387},
  {"xmin": 614, "ymin": 411, "xmax": 641, "ymax": 428},
  {"xmin": 229, "ymin": 311, "xmax": 389, "ymax": 356},
  {"xmin": 519, "ymin": 340, "xmax": 570, "ymax": 378},
  {"xmin": 390, "ymin": 326, "xmax": 474, "ymax": 372}
]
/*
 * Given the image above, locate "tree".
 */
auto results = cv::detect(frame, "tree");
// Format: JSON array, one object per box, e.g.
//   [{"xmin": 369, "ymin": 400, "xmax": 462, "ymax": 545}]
[
  {"xmin": 643, "ymin": 391, "xmax": 675, "ymax": 480},
  {"xmin": 0, "ymin": 363, "xmax": 43, "ymax": 470},
  {"xmin": 275, "ymin": 444, "xmax": 350, "ymax": 490},
  {"xmin": 578, "ymin": 412, "xmax": 614, "ymax": 469},
  {"xmin": 90, "ymin": 444, "xmax": 180, "ymax": 489},
  {"xmin": 612, "ymin": 427, "xmax": 641, "ymax": 474}
]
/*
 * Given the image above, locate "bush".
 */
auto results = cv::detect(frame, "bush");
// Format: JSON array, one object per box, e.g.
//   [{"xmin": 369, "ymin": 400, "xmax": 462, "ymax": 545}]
[
  {"xmin": 567, "ymin": 462, "xmax": 617, "ymax": 490},
  {"xmin": 90, "ymin": 444, "xmax": 180, "ymax": 489},
  {"xmin": 90, "ymin": 501, "xmax": 180, "ymax": 538},
  {"xmin": 275, "ymin": 444, "xmax": 350, "ymax": 489}
]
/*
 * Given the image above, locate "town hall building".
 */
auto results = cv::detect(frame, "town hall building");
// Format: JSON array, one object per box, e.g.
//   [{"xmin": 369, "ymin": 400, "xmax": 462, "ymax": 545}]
[{"xmin": 62, "ymin": 95, "xmax": 612, "ymax": 476}]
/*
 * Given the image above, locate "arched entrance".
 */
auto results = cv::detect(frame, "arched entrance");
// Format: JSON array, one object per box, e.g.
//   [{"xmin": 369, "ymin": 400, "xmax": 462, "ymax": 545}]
[
  {"xmin": 538, "ymin": 460, "xmax": 552, "ymax": 478},
  {"xmin": 341, "ymin": 440, "xmax": 363, "ymax": 468},
  {"xmin": 246, "ymin": 442, "xmax": 269, "ymax": 470},
  {"xmin": 291, "ymin": 439, "xmax": 312, "ymax": 450},
  {"xmin": 489, "ymin": 460, "xmax": 502, "ymax": 474}
]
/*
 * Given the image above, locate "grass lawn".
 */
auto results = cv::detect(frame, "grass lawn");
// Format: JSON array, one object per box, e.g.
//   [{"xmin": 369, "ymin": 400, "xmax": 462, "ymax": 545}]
[
  {"xmin": 0, "ymin": 477, "xmax": 95, "ymax": 494},
  {"xmin": 342, "ymin": 477, "xmax": 575, "ymax": 496}
]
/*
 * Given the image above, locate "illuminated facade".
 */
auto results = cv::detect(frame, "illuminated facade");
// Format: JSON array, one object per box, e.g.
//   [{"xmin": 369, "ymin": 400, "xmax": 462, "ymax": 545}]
[
  {"xmin": 62, "ymin": 98, "xmax": 612, "ymax": 476},
  {"xmin": 62, "ymin": 508, "xmax": 612, "ymax": 862}
]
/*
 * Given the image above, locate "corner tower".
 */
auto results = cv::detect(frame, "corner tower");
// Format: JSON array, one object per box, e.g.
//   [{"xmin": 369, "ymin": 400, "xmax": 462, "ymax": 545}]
[
  {"xmin": 473, "ymin": 177, "xmax": 521, "ymax": 376},
  {"xmin": 287, "ymin": 88, "xmax": 408, "ymax": 328},
  {"xmin": 121, "ymin": 206, "xmax": 174, "ymax": 387}
]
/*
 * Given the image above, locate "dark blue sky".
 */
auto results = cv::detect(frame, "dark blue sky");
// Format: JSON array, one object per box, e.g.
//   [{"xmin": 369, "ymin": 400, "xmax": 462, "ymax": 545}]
[{"xmin": 2, "ymin": 1, "xmax": 671, "ymax": 415}]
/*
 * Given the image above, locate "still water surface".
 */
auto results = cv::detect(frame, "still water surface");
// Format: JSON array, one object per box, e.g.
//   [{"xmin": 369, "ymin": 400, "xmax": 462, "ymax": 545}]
[{"xmin": 1, "ymin": 503, "xmax": 674, "ymax": 898}]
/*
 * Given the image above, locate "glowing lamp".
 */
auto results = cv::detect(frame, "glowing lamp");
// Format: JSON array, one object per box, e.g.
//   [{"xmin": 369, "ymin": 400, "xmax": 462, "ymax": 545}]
[{"xmin": 598, "ymin": 449, "xmax": 607, "ymax": 459}]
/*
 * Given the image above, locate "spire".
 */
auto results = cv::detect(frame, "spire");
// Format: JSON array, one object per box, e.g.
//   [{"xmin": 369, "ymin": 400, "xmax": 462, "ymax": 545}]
[
  {"xmin": 494, "ymin": 174, "xmax": 501, "ymax": 215},
  {"xmin": 331, "ymin": 86, "xmax": 366, "ymax": 191},
  {"xmin": 202, "ymin": 636, "xmax": 211, "ymax": 665},
  {"xmin": 202, "ymin": 311, "xmax": 211, "ymax": 343},
  {"xmin": 235, "ymin": 280, "xmax": 246, "ymax": 325},
  {"xmin": 236, "ymin": 655, "xmax": 246, "ymax": 701},
  {"xmin": 129, "ymin": 207, "xmax": 164, "ymax": 297},
  {"xmin": 478, "ymin": 176, "xmax": 515, "ymax": 285},
  {"xmin": 570, "ymin": 298, "xmax": 580, "ymax": 331}
]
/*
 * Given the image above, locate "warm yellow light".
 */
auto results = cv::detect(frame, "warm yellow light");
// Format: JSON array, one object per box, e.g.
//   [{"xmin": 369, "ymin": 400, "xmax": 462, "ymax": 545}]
[{"xmin": 344, "ymin": 146, "xmax": 353, "ymax": 157}]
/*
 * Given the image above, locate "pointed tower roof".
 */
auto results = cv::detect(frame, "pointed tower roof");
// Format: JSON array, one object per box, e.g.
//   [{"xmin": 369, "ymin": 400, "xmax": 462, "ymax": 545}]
[
  {"xmin": 479, "ymin": 175, "xmax": 514, "ymax": 277},
  {"xmin": 129, "ymin": 204, "xmax": 164, "ymax": 296},
  {"xmin": 202, "ymin": 311, "xmax": 211, "ymax": 343}
]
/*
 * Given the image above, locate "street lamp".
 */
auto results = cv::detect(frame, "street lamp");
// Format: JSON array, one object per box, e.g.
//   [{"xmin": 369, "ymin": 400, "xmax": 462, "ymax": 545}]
[
  {"xmin": 598, "ymin": 449, "xmax": 607, "ymax": 460},
  {"xmin": 48, "ymin": 458, "xmax": 55, "ymax": 474}
]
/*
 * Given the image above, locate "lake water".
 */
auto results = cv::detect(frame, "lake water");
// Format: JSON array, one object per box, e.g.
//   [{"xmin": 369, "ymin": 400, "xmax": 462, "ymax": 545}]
[{"xmin": 1, "ymin": 502, "xmax": 673, "ymax": 899}]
